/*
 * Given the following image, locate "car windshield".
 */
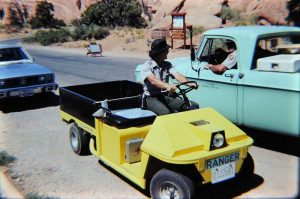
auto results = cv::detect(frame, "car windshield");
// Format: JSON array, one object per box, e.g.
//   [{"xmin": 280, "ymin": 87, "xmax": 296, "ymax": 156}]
[{"xmin": 0, "ymin": 47, "xmax": 30, "ymax": 62}]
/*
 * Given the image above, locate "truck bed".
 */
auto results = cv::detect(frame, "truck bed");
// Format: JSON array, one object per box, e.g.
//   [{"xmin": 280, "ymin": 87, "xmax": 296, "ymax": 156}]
[{"xmin": 59, "ymin": 80, "xmax": 143, "ymax": 128}]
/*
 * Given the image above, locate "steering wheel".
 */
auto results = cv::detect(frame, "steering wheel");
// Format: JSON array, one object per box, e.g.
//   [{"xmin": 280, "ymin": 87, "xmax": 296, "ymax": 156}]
[
  {"xmin": 175, "ymin": 81, "xmax": 198, "ymax": 96},
  {"xmin": 172, "ymin": 81, "xmax": 198, "ymax": 110}
]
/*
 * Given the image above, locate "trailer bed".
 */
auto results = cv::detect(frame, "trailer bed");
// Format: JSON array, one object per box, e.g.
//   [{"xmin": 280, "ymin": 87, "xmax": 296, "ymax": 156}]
[{"xmin": 59, "ymin": 80, "xmax": 143, "ymax": 128}]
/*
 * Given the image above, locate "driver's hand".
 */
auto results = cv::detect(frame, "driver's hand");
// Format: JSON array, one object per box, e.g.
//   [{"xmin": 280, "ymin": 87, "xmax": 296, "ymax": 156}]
[
  {"xmin": 188, "ymin": 82, "xmax": 199, "ymax": 89},
  {"xmin": 166, "ymin": 84, "xmax": 177, "ymax": 93}
]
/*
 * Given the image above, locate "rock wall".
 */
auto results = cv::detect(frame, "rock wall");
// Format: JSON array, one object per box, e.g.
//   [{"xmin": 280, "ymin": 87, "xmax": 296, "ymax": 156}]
[
  {"xmin": 0, "ymin": 0, "xmax": 290, "ymax": 29},
  {"xmin": 0, "ymin": 0, "xmax": 97, "ymax": 25}
]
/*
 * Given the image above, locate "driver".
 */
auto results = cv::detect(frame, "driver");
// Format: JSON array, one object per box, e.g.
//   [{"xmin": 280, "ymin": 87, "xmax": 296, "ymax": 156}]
[
  {"xmin": 205, "ymin": 40, "xmax": 237, "ymax": 74},
  {"xmin": 140, "ymin": 39, "xmax": 198, "ymax": 115}
]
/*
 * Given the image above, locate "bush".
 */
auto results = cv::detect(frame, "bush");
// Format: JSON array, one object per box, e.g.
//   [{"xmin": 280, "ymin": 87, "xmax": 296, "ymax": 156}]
[
  {"xmin": 26, "ymin": 29, "xmax": 71, "ymax": 45},
  {"xmin": 80, "ymin": 0, "xmax": 146, "ymax": 28},
  {"xmin": 192, "ymin": 26, "xmax": 205, "ymax": 36},
  {"xmin": 72, "ymin": 25, "xmax": 109, "ymax": 41},
  {"xmin": 221, "ymin": 7, "xmax": 241, "ymax": 22},
  {"xmin": 26, "ymin": 192, "xmax": 59, "ymax": 199},
  {"xmin": 28, "ymin": 1, "xmax": 66, "ymax": 29},
  {"xmin": 0, "ymin": 151, "xmax": 16, "ymax": 166}
]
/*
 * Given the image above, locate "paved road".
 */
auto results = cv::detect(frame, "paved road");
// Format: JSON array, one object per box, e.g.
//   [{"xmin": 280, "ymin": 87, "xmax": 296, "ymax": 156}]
[{"xmin": 0, "ymin": 44, "xmax": 299, "ymax": 198}]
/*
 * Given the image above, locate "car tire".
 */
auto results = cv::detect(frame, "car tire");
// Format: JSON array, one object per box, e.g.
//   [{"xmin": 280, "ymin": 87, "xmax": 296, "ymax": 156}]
[
  {"xmin": 150, "ymin": 169, "xmax": 194, "ymax": 199},
  {"xmin": 238, "ymin": 153, "xmax": 254, "ymax": 178},
  {"xmin": 69, "ymin": 123, "xmax": 91, "ymax": 155}
]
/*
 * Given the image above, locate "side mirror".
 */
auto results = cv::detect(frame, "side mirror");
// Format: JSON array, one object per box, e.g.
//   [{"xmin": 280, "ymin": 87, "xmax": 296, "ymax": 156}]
[{"xmin": 190, "ymin": 47, "xmax": 195, "ymax": 61}]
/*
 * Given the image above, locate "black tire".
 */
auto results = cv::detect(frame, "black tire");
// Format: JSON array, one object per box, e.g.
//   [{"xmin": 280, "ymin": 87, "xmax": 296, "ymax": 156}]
[
  {"xmin": 238, "ymin": 153, "xmax": 255, "ymax": 178},
  {"xmin": 69, "ymin": 123, "xmax": 91, "ymax": 155},
  {"xmin": 150, "ymin": 169, "xmax": 194, "ymax": 199}
]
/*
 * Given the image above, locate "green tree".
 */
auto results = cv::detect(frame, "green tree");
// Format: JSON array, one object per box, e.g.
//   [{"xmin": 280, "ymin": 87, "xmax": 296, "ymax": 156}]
[
  {"xmin": 286, "ymin": 0, "xmax": 300, "ymax": 26},
  {"xmin": 8, "ymin": 1, "xmax": 28, "ymax": 27},
  {"xmin": 81, "ymin": 0, "xmax": 146, "ymax": 28},
  {"xmin": 29, "ymin": 0, "xmax": 65, "ymax": 29}
]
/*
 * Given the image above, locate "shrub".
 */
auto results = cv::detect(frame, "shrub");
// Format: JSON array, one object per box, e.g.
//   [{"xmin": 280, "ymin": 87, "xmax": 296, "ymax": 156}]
[
  {"xmin": 26, "ymin": 192, "xmax": 59, "ymax": 199},
  {"xmin": 192, "ymin": 26, "xmax": 205, "ymax": 36},
  {"xmin": 26, "ymin": 29, "xmax": 71, "ymax": 45},
  {"xmin": 29, "ymin": 1, "xmax": 66, "ymax": 29},
  {"xmin": 135, "ymin": 29, "xmax": 145, "ymax": 39},
  {"xmin": 0, "ymin": 151, "xmax": 16, "ymax": 166},
  {"xmin": 80, "ymin": 0, "xmax": 146, "ymax": 28},
  {"xmin": 221, "ymin": 6, "xmax": 241, "ymax": 22},
  {"xmin": 72, "ymin": 25, "xmax": 109, "ymax": 41}
]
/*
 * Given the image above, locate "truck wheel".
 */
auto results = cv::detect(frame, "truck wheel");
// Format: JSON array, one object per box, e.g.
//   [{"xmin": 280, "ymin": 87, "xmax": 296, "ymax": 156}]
[
  {"xmin": 150, "ymin": 169, "xmax": 194, "ymax": 199},
  {"xmin": 238, "ymin": 153, "xmax": 254, "ymax": 178},
  {"xmin": 69, "ymin": 123, "xmax": 91, "ymax": 155}
]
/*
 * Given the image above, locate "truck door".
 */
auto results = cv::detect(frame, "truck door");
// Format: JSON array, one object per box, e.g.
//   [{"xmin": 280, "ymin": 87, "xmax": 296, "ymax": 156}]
[{"xmin": 186, "ymin": 37, "xmax": 239, "ymax": 123}]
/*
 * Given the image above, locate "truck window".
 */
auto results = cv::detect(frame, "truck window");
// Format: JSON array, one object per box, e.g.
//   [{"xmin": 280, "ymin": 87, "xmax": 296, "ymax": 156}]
[
  {"xmin": 252, "ymin": 34, "xmax": 300, "ymax": 68},
  {"xmin": 200, "ymin": 38, "xmax": 237, "ymax": 69}
]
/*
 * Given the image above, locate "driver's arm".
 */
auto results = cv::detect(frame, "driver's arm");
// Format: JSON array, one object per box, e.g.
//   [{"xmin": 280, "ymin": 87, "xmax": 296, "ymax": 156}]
[{"xmin": 146, "ymin": 74, "xmax": 177, "ymax": 92}]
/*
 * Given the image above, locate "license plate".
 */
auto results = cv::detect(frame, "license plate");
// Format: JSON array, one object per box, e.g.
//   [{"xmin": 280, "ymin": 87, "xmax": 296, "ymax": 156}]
[
  {"xmin": 206, "ymin": 152, "xmax": 239, "ymax": 184},
  {"xmin": 20, "ymin": 89, "xmax": 34, "ymax": 97},
  {"xmin": 211, "ymin": 162, "xmax": 235, "ymax": 184}
]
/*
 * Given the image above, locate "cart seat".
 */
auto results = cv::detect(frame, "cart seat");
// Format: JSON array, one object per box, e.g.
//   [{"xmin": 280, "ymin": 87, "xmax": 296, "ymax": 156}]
[{"xmin": 105, "ymin": 108, "xmax": 156, "ymax": 128}]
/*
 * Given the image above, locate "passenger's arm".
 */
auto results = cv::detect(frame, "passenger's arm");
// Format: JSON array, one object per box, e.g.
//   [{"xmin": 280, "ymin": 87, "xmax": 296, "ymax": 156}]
[{"xmin": 205, "ymin": 63, "xmax": 228, "ymax": 74}]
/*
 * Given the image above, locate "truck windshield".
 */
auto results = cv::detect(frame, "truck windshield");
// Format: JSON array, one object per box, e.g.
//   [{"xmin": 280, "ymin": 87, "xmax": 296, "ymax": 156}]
[{"xmin": 0, "ymin": 48, "xmax": 30, "ymax": 62}]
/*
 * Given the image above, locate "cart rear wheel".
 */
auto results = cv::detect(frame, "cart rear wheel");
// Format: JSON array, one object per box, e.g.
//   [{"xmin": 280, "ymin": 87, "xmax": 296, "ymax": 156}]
[
  {"xmin": 69, "ymin": 123, "xmax": 90, "ymax": 155},
  {"xmin": 150, "ymin": 169, "xmax": 194, "ymax": 199}
]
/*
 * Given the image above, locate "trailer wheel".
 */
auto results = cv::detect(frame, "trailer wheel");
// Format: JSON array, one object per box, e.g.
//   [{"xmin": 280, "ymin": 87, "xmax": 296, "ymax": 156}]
[
  {"xmin": 69, "ymin": 123, "xmax": 90, "ymax": 155},
  {"xmin": 238, "ymin": 153, "xmax": 254, "ymax": 178},
  {"xmin": 150, "ymin": 169, "xmax": 194, "ymax": 199}
]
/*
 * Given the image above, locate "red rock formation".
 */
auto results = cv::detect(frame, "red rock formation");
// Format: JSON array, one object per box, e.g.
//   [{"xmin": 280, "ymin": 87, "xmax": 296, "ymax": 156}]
[
  {"xmin": 0, "ymin": 0, "xmax": 290, "ymax": 29},
  {"xmin": 0, "ymin": 0, "xmax": 97, "ymax": 25}
]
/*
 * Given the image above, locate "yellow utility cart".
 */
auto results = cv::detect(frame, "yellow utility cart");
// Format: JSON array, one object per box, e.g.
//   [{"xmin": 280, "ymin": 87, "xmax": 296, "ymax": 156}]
[{"xmin": 59, "ymin": 80, "xmax": 254, "ymax": 199}]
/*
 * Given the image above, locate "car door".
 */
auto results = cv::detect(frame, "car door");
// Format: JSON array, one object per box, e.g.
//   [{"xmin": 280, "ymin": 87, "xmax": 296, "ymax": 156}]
[{"xmin": 185, "ymin": 37, "xmax": 239, "ymax": 123}]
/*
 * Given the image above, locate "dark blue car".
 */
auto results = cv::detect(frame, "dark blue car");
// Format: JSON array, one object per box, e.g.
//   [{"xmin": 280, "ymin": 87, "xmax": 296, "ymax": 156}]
[{"xmin": 0, "ymin": 45, "xmax": 58, "ymax": 99}]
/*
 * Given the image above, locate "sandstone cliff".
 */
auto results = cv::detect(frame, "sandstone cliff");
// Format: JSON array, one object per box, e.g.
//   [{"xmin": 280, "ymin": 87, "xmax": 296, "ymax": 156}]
[{"xmin": 0, "ymin": 0, "xmax": 290, "ymax": 29}]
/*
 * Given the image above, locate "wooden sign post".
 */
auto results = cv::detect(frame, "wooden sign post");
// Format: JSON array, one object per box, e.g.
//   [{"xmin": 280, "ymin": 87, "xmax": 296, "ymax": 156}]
[{"xmin": 171, "ymin": 12, "xmax": 186, "ymax": 49}]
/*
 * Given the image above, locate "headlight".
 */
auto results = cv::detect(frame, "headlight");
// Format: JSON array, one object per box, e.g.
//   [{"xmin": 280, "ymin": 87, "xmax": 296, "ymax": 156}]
[
  {"xmin": 38, "ymin": 76, "xmax": 46, "ymax": 82},
  {"xmin": 210, "ymin": 131, "xmax": 226, "ymax": 150},
  {"xmin": 0, "ymin": 80, "xmax": 5, "ymax": 87},
  {"xmin": 212, "ymin": 133, "xmax": 225, "ymax": 148},
  {"xmin": 39, "ymin": 75, "xmax": 52, "ymax": 83},
  {"xmin": 45, "ymin": 75, "xmax": 53, "ymax": 82}
]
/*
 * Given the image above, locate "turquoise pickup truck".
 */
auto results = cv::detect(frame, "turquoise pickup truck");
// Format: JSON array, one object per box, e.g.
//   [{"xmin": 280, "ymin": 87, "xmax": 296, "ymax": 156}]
[{"xmin": 135, "ymin": 26, "xmax": 300, "ymax": 137}]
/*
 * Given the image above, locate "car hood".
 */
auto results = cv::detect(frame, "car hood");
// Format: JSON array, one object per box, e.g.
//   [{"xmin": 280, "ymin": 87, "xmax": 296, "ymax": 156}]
[{"xmin": 0, "ymin": 62, "xmax": 53, "ymax": 79}]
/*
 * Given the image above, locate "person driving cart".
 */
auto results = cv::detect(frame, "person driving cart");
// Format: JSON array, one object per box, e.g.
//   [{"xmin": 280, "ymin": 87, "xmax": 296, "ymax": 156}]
[{"xmin": 140, "ymin": 39, "xmax": 199, "ymax": 115}]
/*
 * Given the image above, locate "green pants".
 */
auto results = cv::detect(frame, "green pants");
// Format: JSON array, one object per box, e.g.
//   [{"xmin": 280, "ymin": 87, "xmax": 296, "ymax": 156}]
[{"xmin": 146, "ymin": 95, "xmax": 199, "ymax": 115}]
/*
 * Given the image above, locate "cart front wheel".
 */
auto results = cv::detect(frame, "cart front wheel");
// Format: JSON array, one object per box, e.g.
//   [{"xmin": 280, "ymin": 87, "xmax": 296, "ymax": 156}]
[
  {"xmin": 238, "ymin": 153, "xmax": 254, "ymax": 178},
  {"xmin": 69, "ymin": 123, "xmax": 90, "ymax": 155},
  {"xmin": 150, "ymin": 169, "xmax": 194, "ymax": 199}
]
